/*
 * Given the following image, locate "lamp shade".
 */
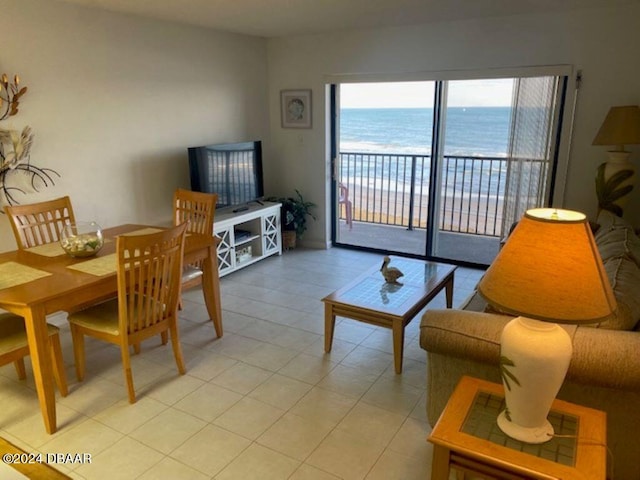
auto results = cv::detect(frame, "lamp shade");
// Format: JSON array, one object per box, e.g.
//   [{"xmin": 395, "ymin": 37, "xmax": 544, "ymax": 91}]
[
  {"xmin": 592, "ymin": 105, "xmax": 640, "ymax": 148},
  {"xmin": 478, "ymin": 208, "xmax": 616, "ymax": 324}
]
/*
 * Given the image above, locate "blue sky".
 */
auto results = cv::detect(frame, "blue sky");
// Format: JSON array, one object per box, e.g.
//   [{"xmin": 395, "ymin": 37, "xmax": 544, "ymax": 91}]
[{"xmin": 340, "ymin": 79, "xmax": 513, "ymax": 108}]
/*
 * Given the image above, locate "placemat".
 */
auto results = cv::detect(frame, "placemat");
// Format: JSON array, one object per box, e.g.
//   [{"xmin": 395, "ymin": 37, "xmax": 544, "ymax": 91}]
[
  {"xmin": 25, "ymin": 243, "xmax": 66, "ymax": 257},
  {"xmin": 66, "ymin": 254, "xmax": 117, "ymax": 276},
  {"xmin": 26, "ymin": 238, "xmax": 112, "ymax": 258},
  {"xmin": 66, "ymin": 228, "xmax": 166, "ymax": 276},
  {"xmin": 0, "ymin": 262, "xmax": 52, "ymax": 290},
  {"xmin": 121, "ymin": 227, "xmax": 163, "ymax": 236}
]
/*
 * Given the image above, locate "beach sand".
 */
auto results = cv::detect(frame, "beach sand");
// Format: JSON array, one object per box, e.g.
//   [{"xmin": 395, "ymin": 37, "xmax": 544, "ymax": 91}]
[{"xmin": 340, "ymin": 183, "xmax": 505, "ymax": 237}]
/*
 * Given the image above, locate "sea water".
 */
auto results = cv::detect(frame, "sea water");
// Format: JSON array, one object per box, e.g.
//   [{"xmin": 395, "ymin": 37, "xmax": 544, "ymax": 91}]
[
  {"xmin": 339, "ymin": 107, "xmax": 511, "ymax": 196},
  {"xmin": 340, "ymin": 106, "xmax": 510, "ymax": 157}
]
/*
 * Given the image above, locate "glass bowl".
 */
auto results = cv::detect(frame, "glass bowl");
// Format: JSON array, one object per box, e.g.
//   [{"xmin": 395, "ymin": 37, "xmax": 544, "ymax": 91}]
[{"xmin": 60, "ymin": 221, "xmax": 104, "ymax": 257}]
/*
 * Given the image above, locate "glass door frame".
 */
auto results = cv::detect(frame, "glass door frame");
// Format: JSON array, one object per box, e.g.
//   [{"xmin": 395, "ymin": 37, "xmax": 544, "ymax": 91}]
[{"xmin": 328, "ymin": 65, "xmax": 574, "ymax": 267}]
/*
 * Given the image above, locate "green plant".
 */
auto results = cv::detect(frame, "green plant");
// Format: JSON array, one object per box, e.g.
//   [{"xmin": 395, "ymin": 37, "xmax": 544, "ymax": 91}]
[
  {"xmin": 500, "ymin": 355, "xmax": 520, "ymax": 392},
  {"xmin": 267, "ymin": 190, "xmax": 317, "ymax": 238},
  {"xmin": 595, "ymin": 163, "xmax": 634, "ymax": 217}
]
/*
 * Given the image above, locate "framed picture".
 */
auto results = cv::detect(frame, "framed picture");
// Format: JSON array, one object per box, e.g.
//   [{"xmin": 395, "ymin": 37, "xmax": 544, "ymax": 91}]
[{"xmin": 280, "ymin": 89, "xmax": 312, "ymax": 128}]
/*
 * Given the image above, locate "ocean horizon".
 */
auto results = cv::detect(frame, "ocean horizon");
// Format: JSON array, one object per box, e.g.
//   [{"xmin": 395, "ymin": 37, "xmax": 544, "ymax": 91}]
[
  {"xmin": 338, "ymin": 106, "xmax": 512, "ymax": 197},
  {"xmin": 340, "ymin": 106, "xmax": 510, "ymax": 158}
]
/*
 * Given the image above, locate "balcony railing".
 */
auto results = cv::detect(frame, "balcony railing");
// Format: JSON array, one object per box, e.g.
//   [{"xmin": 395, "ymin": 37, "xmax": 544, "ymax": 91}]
[{"xmin": 339, "ymin": 152, "xmax": 508, "ymax": 237}]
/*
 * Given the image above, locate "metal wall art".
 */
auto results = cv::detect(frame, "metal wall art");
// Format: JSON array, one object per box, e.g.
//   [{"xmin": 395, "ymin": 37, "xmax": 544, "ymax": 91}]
[{"xmin": 0, "ymin": 73, "xmax": 60, "ymax": 208}]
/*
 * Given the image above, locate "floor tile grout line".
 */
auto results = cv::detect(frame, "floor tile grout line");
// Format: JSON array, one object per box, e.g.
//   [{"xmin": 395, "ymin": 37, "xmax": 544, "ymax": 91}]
[{"xmin": 0, "ymin": 248, "xmax": 480, "ymax": 479}]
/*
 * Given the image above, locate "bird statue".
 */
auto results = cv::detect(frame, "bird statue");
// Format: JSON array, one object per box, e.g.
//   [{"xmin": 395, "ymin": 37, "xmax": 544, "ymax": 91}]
[{"xmin": 380, "ymin": 256, "xmax": 404, "ymax": 284}]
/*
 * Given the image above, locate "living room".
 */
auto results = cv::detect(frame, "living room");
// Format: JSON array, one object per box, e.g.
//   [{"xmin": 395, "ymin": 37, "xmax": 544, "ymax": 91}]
[
  {"xmin": 1, "ymin": 0, "xmax": 639, "ymax": 250},
  {"xmin": 1, "ymin": 0, "xmax": 639, "ymax": 478}
]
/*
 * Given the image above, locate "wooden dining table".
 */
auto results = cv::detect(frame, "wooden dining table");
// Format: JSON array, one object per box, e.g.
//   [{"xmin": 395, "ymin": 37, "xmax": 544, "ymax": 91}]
[{"xmin": 0, "ymin": 224, "xmax": 222, "ymax": 434}]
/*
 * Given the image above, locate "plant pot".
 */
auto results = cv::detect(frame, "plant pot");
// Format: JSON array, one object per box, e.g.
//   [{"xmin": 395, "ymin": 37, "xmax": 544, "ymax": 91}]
[{"xmin": 283, "ymin": 230, "xmax": 297, "ymax": 250}]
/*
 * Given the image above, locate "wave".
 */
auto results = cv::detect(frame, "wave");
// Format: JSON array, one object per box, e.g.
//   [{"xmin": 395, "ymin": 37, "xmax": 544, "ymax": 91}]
[{"xmin": 340, "ymin": 106, "xmax": 510, "ymax": 158}]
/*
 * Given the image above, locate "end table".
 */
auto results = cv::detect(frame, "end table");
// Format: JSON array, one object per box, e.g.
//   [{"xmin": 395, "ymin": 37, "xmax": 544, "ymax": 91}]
[{"xmin": 427, "ymin": 376, "xmax": 607, "ymax": 480}]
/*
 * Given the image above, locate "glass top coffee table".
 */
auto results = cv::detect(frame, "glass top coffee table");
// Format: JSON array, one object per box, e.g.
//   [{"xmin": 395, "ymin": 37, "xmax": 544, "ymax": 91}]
[{"xmin": 322, "ymin": 256, "xmax": 456, "ymax": 373}]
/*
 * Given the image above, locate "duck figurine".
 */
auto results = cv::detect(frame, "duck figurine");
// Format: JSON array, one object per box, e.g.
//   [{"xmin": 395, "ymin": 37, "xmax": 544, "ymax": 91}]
[{"xmin": 380, "ymin": 256, "xmax": 404, "ymax": 284}]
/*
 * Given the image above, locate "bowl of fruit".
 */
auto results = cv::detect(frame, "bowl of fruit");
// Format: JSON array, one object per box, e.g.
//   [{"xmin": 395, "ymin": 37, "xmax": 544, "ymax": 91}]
[{"xmin": 60, "ymin": 221, "xmax": 104, "ymax": 257}]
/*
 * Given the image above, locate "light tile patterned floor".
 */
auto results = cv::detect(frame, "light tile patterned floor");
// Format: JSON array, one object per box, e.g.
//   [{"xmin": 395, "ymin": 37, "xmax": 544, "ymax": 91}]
[{"xmin": 0, "ymin": 248, "xmax": 484, "ymax": 480}]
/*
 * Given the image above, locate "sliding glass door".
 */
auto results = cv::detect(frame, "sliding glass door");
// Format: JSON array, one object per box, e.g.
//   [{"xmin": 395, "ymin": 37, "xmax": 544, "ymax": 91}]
[
  {"xmin": 332, "ymin": 73, "xmax": 567, "ymax": 266},
  {"xmin": 334, "ymin": 82, "xmax": 434, "ymax": 256},
  {"xmin": 428, "ymin": 79, "xmax": 514, "ymax": 264}
]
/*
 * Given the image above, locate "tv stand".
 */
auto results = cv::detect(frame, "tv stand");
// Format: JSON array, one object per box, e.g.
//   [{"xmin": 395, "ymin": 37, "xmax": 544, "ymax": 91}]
[{"xmin": 214, "ymin": 202, "xmax": 282, "ymax": 277}]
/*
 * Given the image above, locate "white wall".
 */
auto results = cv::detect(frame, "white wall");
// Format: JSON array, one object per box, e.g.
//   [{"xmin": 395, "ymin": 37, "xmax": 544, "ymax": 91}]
[
  {"xmin": 2, "ymin": 2, "xmax": 638, "ymax": 253},
  {"xmin": 267, "ymin": 4, "xmax": 640, "ymax": 248},
  {"xmin": 0, "ymin": 0, "xmax": 268, "ymax": 252}
]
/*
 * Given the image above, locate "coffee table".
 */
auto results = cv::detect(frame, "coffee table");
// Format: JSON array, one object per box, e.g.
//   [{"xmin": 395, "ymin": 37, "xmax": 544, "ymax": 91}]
[{"xmin": 322, "ymin": 256, "xmax": 456, "ymax": 373}]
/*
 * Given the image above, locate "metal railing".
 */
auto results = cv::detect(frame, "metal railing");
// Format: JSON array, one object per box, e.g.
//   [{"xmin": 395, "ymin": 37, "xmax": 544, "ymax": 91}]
[{"xmin": 338, "ymin": 152, "xmax": 508, "ymax": 237}]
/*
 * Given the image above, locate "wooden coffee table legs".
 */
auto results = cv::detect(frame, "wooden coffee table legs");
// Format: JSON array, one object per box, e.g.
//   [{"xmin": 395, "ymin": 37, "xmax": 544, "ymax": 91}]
[
  {"xmin": 391, "ymin": 321, "xmax": 405, "ymax": 374},
  {"xmin": 323, "ymin": 302, "xmax": 409, "ymax": 374},
  {"xmin": 445, "ymin": 275, "xmax": 454, "ymax": 308},
  {"xmin": 323, "ymin": 268, "xmax": 456, "ymax": 374},
  {"xmin": 324, "ymin": 307, "xmax": 336, "ymax": 353}
]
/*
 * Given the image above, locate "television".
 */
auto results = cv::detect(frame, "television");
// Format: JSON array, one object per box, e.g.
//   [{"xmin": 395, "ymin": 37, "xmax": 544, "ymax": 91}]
[{"xmin": 188, "ymin": 140, "xmax": 264, "ymax": 209}]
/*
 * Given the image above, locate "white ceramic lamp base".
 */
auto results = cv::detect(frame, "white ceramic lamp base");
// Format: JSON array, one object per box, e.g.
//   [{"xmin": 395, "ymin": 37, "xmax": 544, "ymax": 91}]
[
  {"xmin": 498, "ymin": 316, "xmax": 573, "ymax": 444},
  {"xmin": 497, "ymin": 411, "xmax": 553, "ymax": 443}
]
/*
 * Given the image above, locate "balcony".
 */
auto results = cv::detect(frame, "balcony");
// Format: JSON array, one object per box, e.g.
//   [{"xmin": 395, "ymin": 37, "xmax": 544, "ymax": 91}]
[{"xmin": 337, "ymin": 152, "xmax": 507, "ymax": 265}]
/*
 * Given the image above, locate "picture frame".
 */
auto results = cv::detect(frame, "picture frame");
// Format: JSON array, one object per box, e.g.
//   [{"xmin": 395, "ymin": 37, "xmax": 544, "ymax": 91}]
[{"xmin": 280, "ymin": 89, "xmax": 312, "ymax": 128}]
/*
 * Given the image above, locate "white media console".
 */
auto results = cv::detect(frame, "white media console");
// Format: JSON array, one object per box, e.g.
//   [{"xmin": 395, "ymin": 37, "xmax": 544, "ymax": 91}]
[{"xmin": 214, "ymin": 202, "xmax": 282, "ymax": 277}]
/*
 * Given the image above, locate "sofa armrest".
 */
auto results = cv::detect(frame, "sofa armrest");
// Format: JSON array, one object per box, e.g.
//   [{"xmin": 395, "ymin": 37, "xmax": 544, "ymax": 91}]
[
  {"xmin": 420, "ymin": 310, "xmax": 640, "ymax": 392},
  {"xmin": 571, "ymin": 326, "xmax": 640, "ymax": 390},
  {"xmin": 420, "ymin": 309, "xmax": 506, "ymax": 364}
]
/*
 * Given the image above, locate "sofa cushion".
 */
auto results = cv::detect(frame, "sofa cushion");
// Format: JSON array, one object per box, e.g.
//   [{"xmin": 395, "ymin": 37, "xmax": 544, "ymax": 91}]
[
  {"xmin": 596, "ymin": 209, "xmax": 632, "ymax": 230},
  {"xmin": 592, "ymin": 255, "xmax": 640, "ymax": 331},
  {"xmin": 589, "ymin": 211, "xmax": 640, "ymax": 330},
  {"xmin": 464, "ymin": 210, "xmax": 640, "ymax": 330},
  {"xmin": 595, "ymin": 210, "xmax": 640, "ymax": 267},
  {"xmin": 460, "ymin": 289, "xmax": 487, "ymax": 312}
]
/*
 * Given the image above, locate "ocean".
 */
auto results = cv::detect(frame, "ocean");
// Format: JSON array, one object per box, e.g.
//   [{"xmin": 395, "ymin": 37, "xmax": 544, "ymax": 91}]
[
  {"xmin": 340, "ymin": 107, "xmax": 511, "ymax": 157},
  {"xmin": 338, "ymin": 107, "xmax": 512, "ymax": 197}
]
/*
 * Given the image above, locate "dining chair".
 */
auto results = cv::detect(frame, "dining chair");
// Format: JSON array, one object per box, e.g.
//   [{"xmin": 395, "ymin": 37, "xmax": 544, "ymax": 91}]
[
  {"xmin": 0, "ymin": 313, "xmax": 68, "ymax": 397},
  {"xmin": 173, "ymin": 188, "xmax": 218, "ymax": 294},
  {"xmin": 67, "ymin": 223, "xmax": 188, "ymax": 403},
  {"xmin": 4, "ymin": 196, "xmax": 76, "ymax": 249},
  {"xmin": 5, "ymin": 195, "xmax": 115, "ymax": 316}
]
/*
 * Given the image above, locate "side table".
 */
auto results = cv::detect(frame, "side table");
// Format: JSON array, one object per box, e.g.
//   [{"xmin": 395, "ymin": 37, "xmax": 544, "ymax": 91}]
[{"xmin": 427, "ymin": 376, "xmax": 607, "ymax": 480}]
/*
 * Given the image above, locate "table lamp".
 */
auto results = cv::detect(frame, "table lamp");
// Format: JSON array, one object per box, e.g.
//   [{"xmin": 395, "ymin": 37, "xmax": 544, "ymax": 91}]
[
  {"xmin": 477, "ymin": 208, "xmax": 616, "ymax": 444},
  {"xmin": 592, "ymin": 105, "xmax": 640, "ymax": 216}
]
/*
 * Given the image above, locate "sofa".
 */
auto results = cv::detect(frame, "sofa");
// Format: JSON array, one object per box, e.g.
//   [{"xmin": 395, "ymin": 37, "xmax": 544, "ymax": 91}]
[{"xmin": 420, "ymin": 210, "xmax": 640, "ymax": 480}]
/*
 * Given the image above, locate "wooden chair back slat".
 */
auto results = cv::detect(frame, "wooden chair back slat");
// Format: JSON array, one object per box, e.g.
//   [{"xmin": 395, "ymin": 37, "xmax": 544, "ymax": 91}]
[
  {"xmin": 173, "ymin": 189, "xmax": 217, "ymax": 235},
  {"xmin": 116, "ymin": 223, "xmax": 187, "ymax": 336},
  {"xmin": 4, "ymin": 196, "xmax": 76, "ymax": 249},
  {"xmin": 173, "ymin": 189, "xmax": 217, "ymax": 275}
]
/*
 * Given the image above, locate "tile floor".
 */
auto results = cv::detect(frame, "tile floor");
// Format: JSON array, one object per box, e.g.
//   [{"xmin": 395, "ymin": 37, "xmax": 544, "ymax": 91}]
[{"xmin": 0, "ymin": 247, "xmax": 484, "ymax": 480}]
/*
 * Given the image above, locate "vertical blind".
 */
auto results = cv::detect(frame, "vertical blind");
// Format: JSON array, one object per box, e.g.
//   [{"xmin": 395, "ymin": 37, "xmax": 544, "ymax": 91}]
[{"xmin": 501, "ymin": 76, "xmax": 562, "ymax": 238}]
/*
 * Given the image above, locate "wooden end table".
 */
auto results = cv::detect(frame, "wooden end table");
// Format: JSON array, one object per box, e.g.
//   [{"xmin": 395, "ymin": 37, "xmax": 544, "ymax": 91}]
[
  {"xmin": 322, "ymin": 256, "xmax": 456, "ymax": 373},
  {"xmin": 428, "ymin": 376, "xmax": 607, "ymax": 480}
]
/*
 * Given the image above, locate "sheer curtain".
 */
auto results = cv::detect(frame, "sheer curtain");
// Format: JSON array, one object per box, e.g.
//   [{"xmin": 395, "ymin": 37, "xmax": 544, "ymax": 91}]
[{"xmin": 501, "ymin": 76, "xmax": 562, "ymax": 238}]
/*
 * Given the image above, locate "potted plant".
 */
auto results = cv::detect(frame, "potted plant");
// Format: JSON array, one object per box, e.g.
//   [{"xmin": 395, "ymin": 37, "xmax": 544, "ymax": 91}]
[{"xmin": 267, "ymin": 190, "xmax": 316, "ymax": 249}]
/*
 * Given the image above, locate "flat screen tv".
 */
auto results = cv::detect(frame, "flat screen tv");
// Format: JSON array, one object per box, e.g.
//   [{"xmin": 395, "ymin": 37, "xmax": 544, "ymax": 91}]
[{"xmin": 188, "ymin": 140, "xmax": 264, "ymax": 209}]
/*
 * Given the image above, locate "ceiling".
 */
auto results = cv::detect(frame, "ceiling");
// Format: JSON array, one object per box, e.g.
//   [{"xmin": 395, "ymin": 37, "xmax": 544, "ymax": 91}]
[{"xmin": 56, "ymin": 0, "xmax": 638, "ymax": 38}]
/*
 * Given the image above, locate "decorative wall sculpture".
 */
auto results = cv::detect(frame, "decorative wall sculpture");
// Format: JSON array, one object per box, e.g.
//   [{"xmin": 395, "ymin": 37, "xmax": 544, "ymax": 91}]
[{"xmin": 0, "ymin": 74, "xmax": 60, "ymax": 208}]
